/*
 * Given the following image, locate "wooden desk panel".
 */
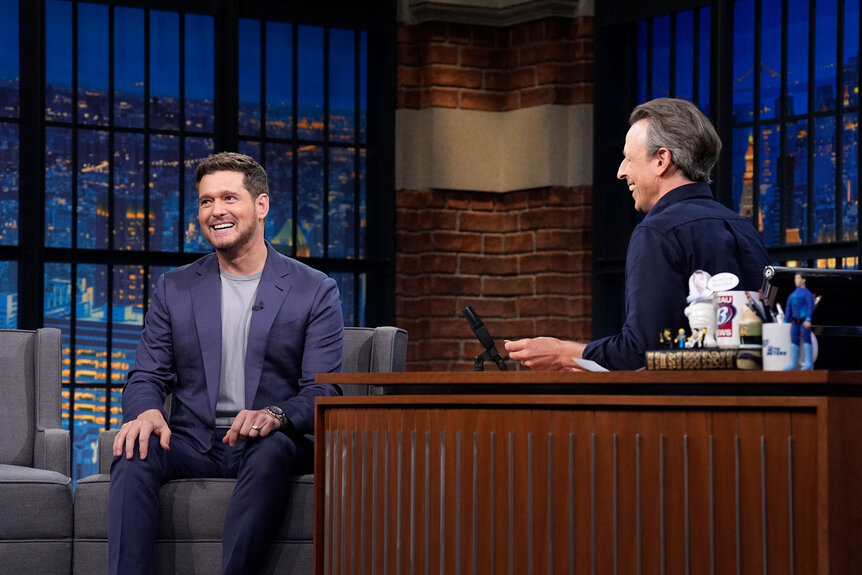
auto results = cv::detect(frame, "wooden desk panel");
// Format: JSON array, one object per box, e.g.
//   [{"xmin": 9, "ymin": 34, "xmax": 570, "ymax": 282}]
[{"xmin": 314, "ymin": 373, "xmax": 862, "ymax": 575}]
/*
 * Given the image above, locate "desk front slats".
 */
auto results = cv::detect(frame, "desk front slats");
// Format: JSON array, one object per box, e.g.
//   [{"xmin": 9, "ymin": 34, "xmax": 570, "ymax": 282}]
[{"xmin": 317, "ymin": 398, "xmax": 833, "ymax": 575}]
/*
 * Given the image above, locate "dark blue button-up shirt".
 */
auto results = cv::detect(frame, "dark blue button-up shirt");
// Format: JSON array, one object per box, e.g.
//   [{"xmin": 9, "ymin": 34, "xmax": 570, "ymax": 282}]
[{"xmin": 583, "ymin": 182, "xmax": 771, "ymax": 370}]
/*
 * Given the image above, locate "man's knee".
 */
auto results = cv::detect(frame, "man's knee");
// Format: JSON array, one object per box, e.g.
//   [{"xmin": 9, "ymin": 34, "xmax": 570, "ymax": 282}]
[
  {"xmin": 241, "ymin": 432, "xmax": 301, "ymax": 477},
  {"xmin": 254, "ymin": 432, "xmax": 297, "ymax": 459},
  {"xmin": 110, "ymin": 435, "xmax": 168, "ymax": 480}
]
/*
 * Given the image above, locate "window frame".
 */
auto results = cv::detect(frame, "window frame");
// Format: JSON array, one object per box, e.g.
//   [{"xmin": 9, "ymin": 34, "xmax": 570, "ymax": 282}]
[
  {"xmin": 12, "ymin": 0, "xmax": 395, "ymax": 481},
  {"xmin": 593, "ymin": 0, "xmax": 861, "ymax": 340}
]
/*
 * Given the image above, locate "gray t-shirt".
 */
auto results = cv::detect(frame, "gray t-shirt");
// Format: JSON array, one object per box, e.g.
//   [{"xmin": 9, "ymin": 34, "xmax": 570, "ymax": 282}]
[{"xmin": 215, "ymin": 269, "xmax": 262, "ymax": 427}]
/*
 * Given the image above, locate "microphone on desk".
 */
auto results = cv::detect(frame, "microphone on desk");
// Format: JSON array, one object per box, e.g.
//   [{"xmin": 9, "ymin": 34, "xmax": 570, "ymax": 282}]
[{"xmin": 462, "ymin": 306, "xmax": 507, "ymax": 371}]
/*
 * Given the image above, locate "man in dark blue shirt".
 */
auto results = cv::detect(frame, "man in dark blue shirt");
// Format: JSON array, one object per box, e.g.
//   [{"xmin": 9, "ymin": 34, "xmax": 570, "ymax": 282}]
[{"xmin": 505, "ymin": 98, "xmax": 770, "ymax": 370}]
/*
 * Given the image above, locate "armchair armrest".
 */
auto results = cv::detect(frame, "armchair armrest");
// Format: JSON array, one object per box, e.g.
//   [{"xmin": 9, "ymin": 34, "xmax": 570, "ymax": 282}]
[
  {"xmin": 97, "ymin": 429, "xmax": 120, "ymax": 475},
  {"xmin": 33, "ymin": 427, "xmax": 70, "ymax": 476}
]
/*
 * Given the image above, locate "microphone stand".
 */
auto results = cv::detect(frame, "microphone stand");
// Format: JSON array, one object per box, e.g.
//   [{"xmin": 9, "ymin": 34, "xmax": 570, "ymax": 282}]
[
  {"xmin": 462, "ymin": 305, "xmax": 508, "ymax": 371},
  {"xmin": 473, "ymin": 346, "xmax": 507, "ymax": 372}
]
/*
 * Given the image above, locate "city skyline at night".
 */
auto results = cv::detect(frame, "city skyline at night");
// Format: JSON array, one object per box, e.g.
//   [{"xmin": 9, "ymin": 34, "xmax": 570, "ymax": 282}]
[
  {"xmin": 638, "ymin": 1, "xmax": 859, "ymax": 266},
  {"xmin": 39, "ymin": 78, "xmax": 367, "ymax": 479}
]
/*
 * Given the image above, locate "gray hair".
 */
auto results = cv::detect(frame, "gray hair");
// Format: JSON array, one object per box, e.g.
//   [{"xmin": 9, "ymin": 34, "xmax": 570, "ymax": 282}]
[
  {"xmin": 629, "ymin": 98, "xmax": 722, "ymax": 184},
  {"xmin": 195, "ymin": 152, "xmax": 269, "ymax": 199}
]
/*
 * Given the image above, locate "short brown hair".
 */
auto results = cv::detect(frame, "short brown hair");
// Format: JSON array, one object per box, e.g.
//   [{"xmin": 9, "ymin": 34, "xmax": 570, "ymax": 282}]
[
  {"xmin": 195, "ymin": 152, "xmax": 269, "ymax": 199},
  {"xmin": 630, "ymin": 98, "xmax": 722, "ymax": 184}
]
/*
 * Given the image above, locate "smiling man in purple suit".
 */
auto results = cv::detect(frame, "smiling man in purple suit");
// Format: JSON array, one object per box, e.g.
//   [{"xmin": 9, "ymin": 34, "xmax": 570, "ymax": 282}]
[{"xmin": 108, "ymin": 152, "xmax": 344, "ymax": 575}]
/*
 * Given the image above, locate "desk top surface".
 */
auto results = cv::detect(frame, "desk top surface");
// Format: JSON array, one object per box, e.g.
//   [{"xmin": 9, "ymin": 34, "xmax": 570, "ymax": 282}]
[{"xmin": 316, "ymin": 370, "xmax": 862, "ymax": 386}]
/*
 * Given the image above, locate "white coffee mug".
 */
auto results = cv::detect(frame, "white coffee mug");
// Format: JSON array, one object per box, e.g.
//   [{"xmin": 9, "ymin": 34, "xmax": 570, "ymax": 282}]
[
  {"xmin": 762, "ymin": 322, "xmax": 819, "ymax": 370},
  {"xmin": 762, "ymin": 322, "xmax": 792, "ymax": 370}
]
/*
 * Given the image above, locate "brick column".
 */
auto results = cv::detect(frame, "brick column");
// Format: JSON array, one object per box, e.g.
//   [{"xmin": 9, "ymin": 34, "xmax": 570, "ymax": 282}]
[
  {"xmin": 395, "ymin": 16, "xmax": 594, "ymax": 371},
  {"xmin": 397, "ymin": 18, "xmax": 593, "ymax": 112}
]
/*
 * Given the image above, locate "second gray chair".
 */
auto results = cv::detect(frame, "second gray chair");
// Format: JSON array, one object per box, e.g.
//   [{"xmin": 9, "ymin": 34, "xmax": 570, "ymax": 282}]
[
  {"xmin": 0, "ymin": 328, "xmax": 72, "ymax": 575},
  {"xmin": 73, "ymin": 326, "xmax": 407, "ymax": 575}
]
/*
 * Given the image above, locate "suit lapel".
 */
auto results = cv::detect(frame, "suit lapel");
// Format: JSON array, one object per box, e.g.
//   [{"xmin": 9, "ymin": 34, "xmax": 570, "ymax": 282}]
[
  {"xmin": 245, "ymin": 244, "xmax": 292, "ymax": 407},
  {"xmin": 190, "ymin": 255, "xmax": 223, "ymax": 418}
]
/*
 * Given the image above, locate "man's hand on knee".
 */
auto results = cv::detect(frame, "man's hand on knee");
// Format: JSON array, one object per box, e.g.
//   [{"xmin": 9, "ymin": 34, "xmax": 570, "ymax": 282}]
[{"xmin": 113, "ymin": 408, "xmax": 171, "ymax": 460}]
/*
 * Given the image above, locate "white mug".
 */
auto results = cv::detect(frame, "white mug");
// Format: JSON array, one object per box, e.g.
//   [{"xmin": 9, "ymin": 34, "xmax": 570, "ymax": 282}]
[
  {"xmin": 762, "ymin": 322, "xmax": 819, "ymax": 370},
  {"xmin": 762, "ymin": 323, "xmax": 791, "ymax": 370}
]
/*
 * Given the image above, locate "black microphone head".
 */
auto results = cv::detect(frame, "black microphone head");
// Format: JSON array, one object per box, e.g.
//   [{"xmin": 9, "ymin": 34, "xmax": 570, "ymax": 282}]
[
  {"xmin": 462, "ymin": 306, "xmax": 495, "ymax": 350},
  {"xmin": 462, "ymin": 305, "xmax": 481, "ymax": 328}
]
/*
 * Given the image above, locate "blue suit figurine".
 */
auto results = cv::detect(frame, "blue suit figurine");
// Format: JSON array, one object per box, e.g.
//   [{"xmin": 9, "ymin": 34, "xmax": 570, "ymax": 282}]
[{"xmin": 784, "ymin": 273, "xmax": 815, "ymax": 370}]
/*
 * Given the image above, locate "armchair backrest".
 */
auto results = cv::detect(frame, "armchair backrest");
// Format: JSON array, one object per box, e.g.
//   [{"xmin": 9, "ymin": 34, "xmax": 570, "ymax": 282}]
[
  {"xmin": 340, "ymin": 326, "xmax": 408, "ymax": 395},
  {"xmin": 0, "ymin": 328, "xmax": 62, "ymax": 468}
]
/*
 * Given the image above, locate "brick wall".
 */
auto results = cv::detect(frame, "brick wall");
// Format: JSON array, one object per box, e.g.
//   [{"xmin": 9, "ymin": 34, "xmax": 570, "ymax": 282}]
[
  {"xmin": 397, "ymin": 186, "xmax": 592, "ymax": 371},
  {"xmin": 397, "ymin": 17, "xmax": 593, "ymax": 111},
  {"xmin": 396, "ymin": 16, "xmax": 595, "ymax": 371}
]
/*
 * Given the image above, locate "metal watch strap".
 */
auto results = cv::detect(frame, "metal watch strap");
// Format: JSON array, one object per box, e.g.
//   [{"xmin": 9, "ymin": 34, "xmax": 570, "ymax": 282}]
[{"xmin": 266, "ymin": 406, "xmax": 287, "ymax": 428}]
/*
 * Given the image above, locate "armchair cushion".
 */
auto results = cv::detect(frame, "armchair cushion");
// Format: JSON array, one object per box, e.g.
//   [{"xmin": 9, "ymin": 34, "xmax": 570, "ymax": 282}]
[
  {"xmin": 74, "ymin": 473, "xmax": 314, "ymax": 541},
  {"xmin": 74, "ymin": 473, "xmax": 315, "ymax": 574},
  {"xmin": 0, "ymin": 464, "xmax": 73, "ymax": 539}
]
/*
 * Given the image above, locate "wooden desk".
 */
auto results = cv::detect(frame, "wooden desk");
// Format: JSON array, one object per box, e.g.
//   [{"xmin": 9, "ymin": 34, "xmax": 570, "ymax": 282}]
[{"xmin": 314, "ymin": 371, "xmax": 862, "ymax": 575}]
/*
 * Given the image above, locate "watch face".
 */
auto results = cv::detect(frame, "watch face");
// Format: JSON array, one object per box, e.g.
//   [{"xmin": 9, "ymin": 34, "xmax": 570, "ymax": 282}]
[{"xmin": 268, "ymin": 405, "xmax": 284, "ymax": 417}]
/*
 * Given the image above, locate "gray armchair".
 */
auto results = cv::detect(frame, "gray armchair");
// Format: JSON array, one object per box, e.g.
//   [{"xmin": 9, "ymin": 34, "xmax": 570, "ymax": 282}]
[
  {"xmin": 73, "ymin": 326, "xmax": 407, "ymax": 574},
  {"xmin": 0, "ymin": 328, "xmax": 72, "ymax": 575}
]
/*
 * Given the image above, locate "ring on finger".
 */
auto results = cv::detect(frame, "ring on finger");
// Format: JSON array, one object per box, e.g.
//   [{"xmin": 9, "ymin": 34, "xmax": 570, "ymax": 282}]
[{"xmin": 251, "ymin": 425, "xmax": 261, "ymax": 431}]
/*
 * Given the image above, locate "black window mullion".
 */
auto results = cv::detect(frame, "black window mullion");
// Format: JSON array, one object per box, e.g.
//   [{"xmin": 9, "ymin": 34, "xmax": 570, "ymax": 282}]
[
  {"xmin": 260, "ymin": 20, "xmax": 267, "ymax": 161},
  {"xmin": 105, "ymin": 4, "xmax": 115, "ymax": 431},
  {"xmin": 105, "ymin": 263, "xmax": 114, "ymax": 428},
  {"xmin": 669, "ymin": 11, "xmax": 676, "ymax": 97},
  {"xmin": 216, "ymin": 1, "xmax": 238, "ymax": 153},
  {"xmin": 647, "ymin": 18, "xmax": 654, "ymax": 101},
  {"xmin": 68, "ymin": 261, "xmax": 78, "ymax": 457},
  {"xmin": 108, "ymin": 68, "xmax": 116, "ymax": 253},
  {"xmin": 72, "ymin": 1, "xmax": 79, "ymax": 251},
  {"xmin": 68, "ymin": 0, "xmax": 80, "ymax": 460},
  {"xmin": 17, "ymin": 0, "xmax": 45, "ymax": 330},
  {"xmin": 142, "ymin": 15, "xmax": 151, "ymax": 256},
  {"xmin": 693, "ymin": 8, "xmax": 700, "ymax": 109},
  {"xmin": 143, "ymin": 131, "xmax": 151, "ymax": 255},
  {"xmin": 323, "ymin": 27, "xmax": 330, "ymax": 259},
  {"xmin": 354, "ymin": 29, "xmax": 361, "ymax": 257},
  {"xmin": 835, "ymin": 0, "xmax": 845, "ymax": 245},
  {"xmin": 179, "ymin": 12, "xmax": 186, "ymax": 138},
  {"xmin": 858, "ymin": 0, "xmax": 862, "ymax": 262},
  {"xmin": 752, "ymin": 0, "xmax": 762, "ymax": 225},
  {"xmin": 779, "ymin": 0, "xmax": 789, "ymax": 245},
  {"xmin": 806, "ymin": 0, "xmax": 816, "ymax": 249},
  {"xmin": 179, "ymin": 12, "xmax": 188, "ymax": 256},
  {"xmin": 291, "ymin": 23, "xmax": 298, "ymax": 256},
  {"xmin": 354, "ymin": 29, "xmax": 362, "ymax": 318}
]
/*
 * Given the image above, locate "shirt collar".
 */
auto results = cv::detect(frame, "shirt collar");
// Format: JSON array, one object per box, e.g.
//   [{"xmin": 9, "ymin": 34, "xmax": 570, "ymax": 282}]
[{"xmin": 644, "ymin": 182, "xmax": 714, "ymax": 219}]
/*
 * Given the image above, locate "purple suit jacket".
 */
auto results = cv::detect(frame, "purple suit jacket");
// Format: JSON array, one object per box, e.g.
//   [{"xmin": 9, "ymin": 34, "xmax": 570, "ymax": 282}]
[{"xmin": 122, "ymin": 242, "xmax": 344, "ymax": 452}]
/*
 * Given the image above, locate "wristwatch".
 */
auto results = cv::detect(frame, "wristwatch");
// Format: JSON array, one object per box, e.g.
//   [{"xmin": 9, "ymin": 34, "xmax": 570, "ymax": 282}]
[{"xmin": 265, "ymin": 405, "xmax": 290, "ymax": 430}]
